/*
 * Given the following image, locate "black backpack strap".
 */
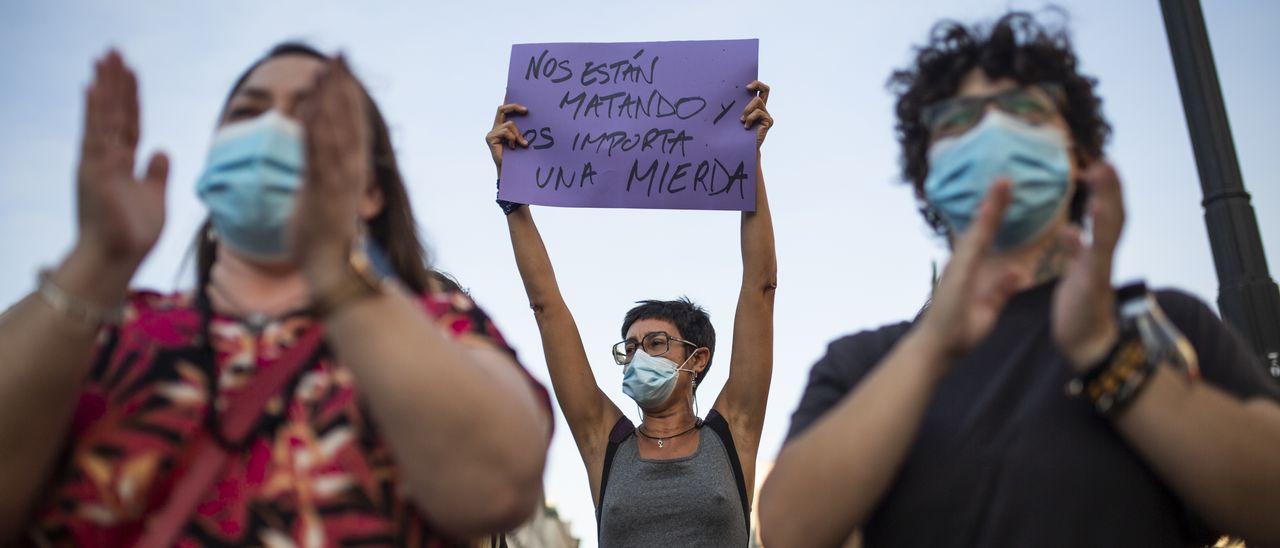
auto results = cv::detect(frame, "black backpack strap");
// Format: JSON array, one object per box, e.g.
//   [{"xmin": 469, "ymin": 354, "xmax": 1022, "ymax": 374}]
[
  {"xmin": 595, "ymin": 415, "xmax": 635, "ymax": 529},
  {"xmin": 703, "ymin": 409, "xmax": 751, "ymax": 533}
]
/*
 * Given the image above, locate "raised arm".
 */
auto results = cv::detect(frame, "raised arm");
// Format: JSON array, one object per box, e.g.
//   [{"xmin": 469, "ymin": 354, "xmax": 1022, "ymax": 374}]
[
  {"xmin": 0, "ymin": 51, "xmax": 170, "ymax": 538},
  {"xmin": 294, "ymin": 61, "xmax": 549, "ymax": 538},
  {"xmin": 486, "ymin": 104, "xmax": 622, "ymax": 504},
  {"xmin": 713, "ymin": 81, "xmax": 776, "ymax": 497},
  {"xmin": 760, "ymin": 183, "xmax": 1021, "ymax": 547}
]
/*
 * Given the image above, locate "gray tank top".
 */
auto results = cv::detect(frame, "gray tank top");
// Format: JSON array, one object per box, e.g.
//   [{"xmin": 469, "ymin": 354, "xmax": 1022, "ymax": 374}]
[{"xmin": 597, "ymin": 412, "xmax": 750, "ymax": 547}]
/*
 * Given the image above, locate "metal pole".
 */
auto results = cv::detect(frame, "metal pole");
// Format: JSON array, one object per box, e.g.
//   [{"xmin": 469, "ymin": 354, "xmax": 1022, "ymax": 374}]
[{"xmin": 1159, "ymin": 0, "xmax": 1280, "ymax": 381}]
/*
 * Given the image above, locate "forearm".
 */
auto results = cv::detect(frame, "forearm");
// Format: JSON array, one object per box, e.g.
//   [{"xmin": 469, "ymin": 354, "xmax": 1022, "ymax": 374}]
[
  {"xmin": 740, "ymin": 157, "xmax": 777, "ymax": 290},
  {"xmin": 0, "ymin": 245, "xmax": 133, "ymax": 536},
  {"xmin": 0, "ymin": 296, "xmax": 99, "ymax": 536},
  {"xmin": 322, "ymin": 285, "xmax": 548, "ymax": 536},
  {"xmin": 1116, "ymin": 366, "xmax": 1280, "ymax": 543},
  {"xmin": 717, "ymin": 159, "xmax": 777, "ymax": 424},
  {"xmin": 506, "ymin": 207, "xmax": 567, "ymax": 311},
  {"xmin": 503, "ymin": 206, "xmax": 615, "ymax": 449},
  {"xmin": 760, "ymin": 330, "xmax": 945, "ymax": 547}
]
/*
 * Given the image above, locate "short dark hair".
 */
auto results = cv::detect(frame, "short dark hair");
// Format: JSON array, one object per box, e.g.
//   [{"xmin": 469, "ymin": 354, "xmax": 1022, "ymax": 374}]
[
  {"xmin": 888, "ymin": 10, "xmax": 1111, "ymax": 237},
  {"xmin": 621, "ymin": 297, "xmax": 716, "ymax": 386}
]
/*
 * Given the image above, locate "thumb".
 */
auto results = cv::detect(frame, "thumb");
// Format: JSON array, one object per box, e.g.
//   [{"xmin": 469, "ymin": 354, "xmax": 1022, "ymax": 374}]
[
  {"xmin": 142, "ymin": 151, "xmax": 169, "ymax": 188},
  {"xmin": 950, "ymin": 179, "xmax": 1012, "ymax": 275},
  {"xmin": 1057, "ymin": 224, "xmax": 1084, "ymax": 263}
]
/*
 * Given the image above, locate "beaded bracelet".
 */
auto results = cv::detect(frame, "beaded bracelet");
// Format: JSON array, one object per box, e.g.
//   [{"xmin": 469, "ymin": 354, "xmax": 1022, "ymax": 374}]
[
  {"xmin": 36, "ymin": 269, "xmax": 123, "ymax": 327},
  {"xmin": 1066, "ymin": 330, "xmax": 1155, "ymax": 416}
]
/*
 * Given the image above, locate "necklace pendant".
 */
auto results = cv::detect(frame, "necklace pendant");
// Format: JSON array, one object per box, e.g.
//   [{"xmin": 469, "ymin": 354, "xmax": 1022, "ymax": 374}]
[
  {"xmin": 657, "ymin": 439, "xmax": 665, "ymax": 448},
  {"xmin": 246, "ymin": 312, "xmax": 269, "ymax": 333}
]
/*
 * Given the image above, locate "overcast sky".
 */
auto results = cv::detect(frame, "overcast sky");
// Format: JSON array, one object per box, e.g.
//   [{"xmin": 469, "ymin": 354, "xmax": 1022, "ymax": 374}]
[{"xmin": 2, "ymin": 0, "xmax": 1277, "ymax": 544}]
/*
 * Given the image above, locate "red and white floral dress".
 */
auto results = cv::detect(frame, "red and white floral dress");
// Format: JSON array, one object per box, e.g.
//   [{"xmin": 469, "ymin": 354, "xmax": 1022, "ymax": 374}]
[{"xmin": 30, "ymin": 289, "xmax": 549, "ymax": 547}]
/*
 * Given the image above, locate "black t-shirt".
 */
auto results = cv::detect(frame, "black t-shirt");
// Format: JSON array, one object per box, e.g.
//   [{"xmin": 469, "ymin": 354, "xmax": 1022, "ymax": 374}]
[{"xmin": 786, "ymin": 281, "xmax": 1280, "ymax": 547}]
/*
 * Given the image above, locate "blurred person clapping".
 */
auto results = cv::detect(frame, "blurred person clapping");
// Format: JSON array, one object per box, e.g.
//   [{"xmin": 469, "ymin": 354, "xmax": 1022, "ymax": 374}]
[{"xmin": 0, "ymin": 45, "xmax": 551, "ymax": 546}]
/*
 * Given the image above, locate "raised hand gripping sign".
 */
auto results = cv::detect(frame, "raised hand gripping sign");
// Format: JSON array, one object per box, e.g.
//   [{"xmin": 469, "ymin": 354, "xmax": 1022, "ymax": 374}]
[{"xmin": 500, "ymin": 39, "xmax": 759, "ymax": 211}]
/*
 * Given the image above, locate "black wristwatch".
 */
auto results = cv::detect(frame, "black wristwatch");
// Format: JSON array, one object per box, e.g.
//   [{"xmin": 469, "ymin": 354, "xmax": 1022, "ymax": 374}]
[{"xmin": 1116, "ymin": 282, "xmax": 1199, "ymax": 381}]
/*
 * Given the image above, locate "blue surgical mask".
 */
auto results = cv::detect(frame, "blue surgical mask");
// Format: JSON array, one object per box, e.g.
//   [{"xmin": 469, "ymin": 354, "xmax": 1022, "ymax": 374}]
[
  {"xmin": 196, "ymin": 110, "xmax": 305, "ymax": 262},
  {"xmin": 923, "ymin": 110, "xmax": 1071, "ymax": 250},
  {"xmin": 622, "ymin": 350, "xmax": 695, "ymax": 408}
]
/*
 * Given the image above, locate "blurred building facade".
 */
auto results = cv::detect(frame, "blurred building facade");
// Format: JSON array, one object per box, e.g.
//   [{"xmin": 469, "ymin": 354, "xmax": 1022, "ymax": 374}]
[{"xmin": 501, "ymin": 499, "xmax": 580, "ymax": 548}]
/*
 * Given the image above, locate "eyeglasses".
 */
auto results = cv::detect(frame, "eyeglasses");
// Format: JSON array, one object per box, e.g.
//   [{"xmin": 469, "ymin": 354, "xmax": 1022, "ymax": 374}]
[
  {"xmin": 612, "ymin": 331, "xmax": 698, "ymax": 365},
  {"xmin": 921, "ymin": 83, "xmax": 1065, "ymax": 140}
]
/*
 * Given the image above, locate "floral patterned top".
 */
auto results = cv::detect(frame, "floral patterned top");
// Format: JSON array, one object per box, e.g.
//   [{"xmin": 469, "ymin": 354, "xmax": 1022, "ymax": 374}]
[{"xmin": 29, "ymin": 289, "xmax": 549, "ymax": 547}]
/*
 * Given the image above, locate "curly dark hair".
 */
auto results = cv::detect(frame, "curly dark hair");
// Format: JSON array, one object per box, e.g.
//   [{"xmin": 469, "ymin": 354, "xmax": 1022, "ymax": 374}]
[{"xmin": 888, "ymin": 10, "xmax": 1112, "ymax": 237}]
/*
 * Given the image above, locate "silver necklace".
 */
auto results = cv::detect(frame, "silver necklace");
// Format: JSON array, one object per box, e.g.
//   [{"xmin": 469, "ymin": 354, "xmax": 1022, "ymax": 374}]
[
  {"xmin": 636, "ymin": 421, "xmax": 700, "ymax": 448},
  {"xmin": 207, "ymin": 280, "xmax": 280, "ymax": 333}
]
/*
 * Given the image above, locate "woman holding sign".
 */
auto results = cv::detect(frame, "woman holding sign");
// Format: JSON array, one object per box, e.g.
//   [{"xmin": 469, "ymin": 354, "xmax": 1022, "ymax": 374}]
[
  {"xmin": 0, "ymin": 44, "xmax": 551, "ymax": 545},
  {"xmin": 487, "ymin": 82, "xmax": 774, "ymax": 546}
]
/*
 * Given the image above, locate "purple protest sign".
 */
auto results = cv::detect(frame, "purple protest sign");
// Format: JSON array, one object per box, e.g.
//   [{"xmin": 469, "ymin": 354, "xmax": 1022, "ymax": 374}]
[{"xmin": 500, "ymin": 39, "xmax": 759, "ymax": 211}]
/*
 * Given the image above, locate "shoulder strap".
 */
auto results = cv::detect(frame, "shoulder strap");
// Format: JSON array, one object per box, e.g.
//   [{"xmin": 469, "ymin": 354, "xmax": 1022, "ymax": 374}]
[
  {"xmin": 703, "ymin": 409, "xmax": 751, "ymax": 533},
  {"xmin": 136, "ymin": 326, "xmax": 325, "ymax": 548},
  {"xmin": 595, "ymin": 415, "xmax": 635, "ymax": 529}
]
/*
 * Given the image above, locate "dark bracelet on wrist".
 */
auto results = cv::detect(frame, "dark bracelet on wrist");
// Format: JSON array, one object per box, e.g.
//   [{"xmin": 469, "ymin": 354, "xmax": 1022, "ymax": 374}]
[
  {"xmin": 1065, "ymin": 329, "xmax": 1155, "ymax": 416},
  {"xmin": 497, "ymin": 199, "xmax": 524, "ymax": 215},
  {"xmin": 495, "ymin": 179, "xmax": 524, "ymax": 215}
]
